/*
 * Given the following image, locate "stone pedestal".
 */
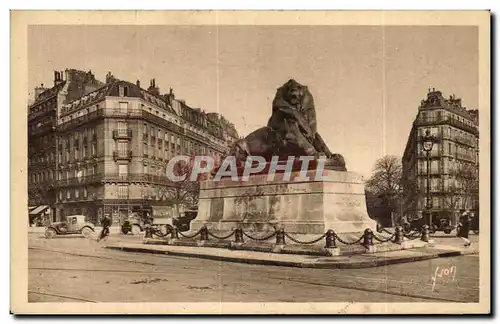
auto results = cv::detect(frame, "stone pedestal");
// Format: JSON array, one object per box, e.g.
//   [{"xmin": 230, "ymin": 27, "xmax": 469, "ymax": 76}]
[{"xmin": 190, "ymin": 169, "xmax": 377, "ymax": 235}]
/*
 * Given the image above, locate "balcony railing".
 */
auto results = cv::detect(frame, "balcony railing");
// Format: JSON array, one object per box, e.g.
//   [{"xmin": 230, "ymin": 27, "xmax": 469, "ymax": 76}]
[
  {"xmin": 455, "ymin": 153, "xmax": 476, "ymax": 162},
  {"xmin": 112, "ymin": 129, "xmax": 133, "ymax": 140},
  {"xmin": 103, "ymin": 173, "xmax": 171, "ymax": 184},
  {"xmin": 113, "ymin": 150, "xmax": 133, "ymax": 161},
  {"xmin": 414, "ymin": 116, "xmax": 478, "ymax": 136},
  {"xmin": 441, "ymin": 133, "xmax": 477, "ymax": 147},
  {"xmin": 55, "ymin": 174, "xmax": 103, "ymax": 187}
]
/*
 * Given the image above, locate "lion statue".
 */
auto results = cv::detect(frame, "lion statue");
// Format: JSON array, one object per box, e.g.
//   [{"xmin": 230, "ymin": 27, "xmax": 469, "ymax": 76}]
[{"xmin": 226, "ymin": 79, "xmax": 346, "ymax": 171}]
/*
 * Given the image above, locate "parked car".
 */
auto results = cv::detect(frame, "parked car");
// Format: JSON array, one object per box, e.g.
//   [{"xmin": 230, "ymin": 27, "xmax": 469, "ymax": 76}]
[
  {"xmin": 120, "ymin": 212, "xmax": 151, "ymax": 235},
  {"xmin": 437, "ymin": 218, "xmax": 453, "ymax": 234},
  {"xmin": 44, "ymin": 215, "xmax": 95, "ymax": 239},
  {"xmin": 173, "ymin": 210, "xmax": 198, "ymax": 232},
  {"xmin": 148, "ymin": 209, "xmax": 199, "ymax": 237}
]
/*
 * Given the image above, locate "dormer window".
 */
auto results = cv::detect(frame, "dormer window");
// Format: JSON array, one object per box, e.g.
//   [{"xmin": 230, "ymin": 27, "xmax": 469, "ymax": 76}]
[{"xmin": 119, "ymin": 85, "xmax": 129, "ymax": 97}]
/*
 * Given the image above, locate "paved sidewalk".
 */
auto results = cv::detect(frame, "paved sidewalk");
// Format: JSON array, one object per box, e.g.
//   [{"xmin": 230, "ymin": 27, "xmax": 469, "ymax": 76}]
[{"xmin": 105, "ymin": 241, "xmax": 478, "ymax": 269}]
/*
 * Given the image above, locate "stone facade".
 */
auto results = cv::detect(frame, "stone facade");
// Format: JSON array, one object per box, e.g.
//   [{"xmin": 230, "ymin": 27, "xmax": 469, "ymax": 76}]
[
  {"xmin": 401, "ymin": 89, "xmax": 479, "ymax": 225},
  {"xmin": 28, "ymin": 69, "xmax": 239, "ymax": 225},
  {"xmin": 191, "ymin": 170, "xmax": 376, "ymax": 234}
]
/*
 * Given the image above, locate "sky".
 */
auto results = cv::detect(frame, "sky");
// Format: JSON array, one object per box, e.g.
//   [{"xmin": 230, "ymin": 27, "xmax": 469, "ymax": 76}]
[{"xmin": 28, "ymin": 25, "xmax": 478, "ymax": 178}]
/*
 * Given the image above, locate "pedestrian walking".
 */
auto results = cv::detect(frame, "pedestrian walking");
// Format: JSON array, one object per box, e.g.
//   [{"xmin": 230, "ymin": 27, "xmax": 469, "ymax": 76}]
[
  {"xmin": 97, "ymin": 215, "xmax": 111, "ymax": 242},
  {"xmin": 456, "ymin": 210, "xmax": 471, "ymax": 247}
]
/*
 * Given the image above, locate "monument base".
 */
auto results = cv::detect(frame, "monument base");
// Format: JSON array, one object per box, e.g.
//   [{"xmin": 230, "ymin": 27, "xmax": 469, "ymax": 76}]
[{"xmin": 190, "ymin": 169, "xmax": 377, "ymax": 235}]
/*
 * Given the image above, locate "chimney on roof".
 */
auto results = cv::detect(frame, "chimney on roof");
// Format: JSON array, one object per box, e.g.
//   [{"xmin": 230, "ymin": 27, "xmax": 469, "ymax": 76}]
[
  {"xmin": 34, "ymin": 83, "xmax": 48, "ymax": 100},
  {"xmin": 147, "ymin": 78, "xmax": 160, "ymax": 96},
  {"xmin": 54, "ymin": 70, "xmax": 64, "ymax": 87},
  {"xmin": 136, "ymin": 80, "xmax": 141, "ymax": 88},
  {"xmin": 105, "ymin": 71, "xmax": 116, "ymax": 84}
]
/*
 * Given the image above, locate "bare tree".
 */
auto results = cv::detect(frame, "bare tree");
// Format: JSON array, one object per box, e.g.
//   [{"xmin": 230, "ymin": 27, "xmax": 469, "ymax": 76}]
[
  {"xmin": 443, "ymin": 163, "xmax": 479, "ymax": 223},
  {"xmin": 442, "ymin": 179, "xmax": 462, "ymax": 223},
  {"xmin": 160, "ymin": 158, "xmax": 202, "ymax": 217},
  {"xmin": 365, "ymin": 155, "xmax": 403, "ymax": 225},
  {"xmin": 456, "ymin": 163, "xmax": 479, "ymax": 210}
]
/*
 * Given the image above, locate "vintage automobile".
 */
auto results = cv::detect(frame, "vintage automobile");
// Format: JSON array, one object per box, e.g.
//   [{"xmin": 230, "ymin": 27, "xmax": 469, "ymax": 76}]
[
  {"xmin": 148, "ymin": 209, "xmax": 199, "ymax": 237},
  {"xmin": 120, "ymin": 212, "xmax": 150, "ymax": 235},
  {"xmin": 44, "ymin": 215, "xmax": 95, "ymax": 239}
]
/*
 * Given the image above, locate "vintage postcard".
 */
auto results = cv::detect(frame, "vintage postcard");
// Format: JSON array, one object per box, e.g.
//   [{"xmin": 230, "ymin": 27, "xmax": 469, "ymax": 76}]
[{"xmin": 10, "ymin": 10, "xmax": 490, "ymax": 314}]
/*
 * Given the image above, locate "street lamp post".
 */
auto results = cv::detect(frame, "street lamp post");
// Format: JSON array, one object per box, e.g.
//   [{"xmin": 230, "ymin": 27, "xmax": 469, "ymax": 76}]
[{"xmin": 421, "ymin": 128, "xmax": 435, "ymax": 229}]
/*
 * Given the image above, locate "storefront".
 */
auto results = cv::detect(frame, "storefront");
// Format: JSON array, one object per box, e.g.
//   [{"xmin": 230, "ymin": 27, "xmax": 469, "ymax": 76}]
[{"xmin": 28, "ymin": 205, "xmax": 51, "ymax": 226}]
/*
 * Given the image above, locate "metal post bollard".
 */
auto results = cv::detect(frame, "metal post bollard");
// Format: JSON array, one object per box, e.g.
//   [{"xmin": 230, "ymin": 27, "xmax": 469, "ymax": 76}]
[
  {"xmin": 170, "ymin": 226, "xmax": 179, "ymax": 240},
  {"xmin": 276, "ymin": 228, "xmax": 285, "ymax": 245},
  {"xmin": 363, "ymin": 228, "xmax": 374, "ymax": 247},
  {"xmin": 234, "ymin": 227, "xmax": 244, "ymax": 243},
  {"xmin": 325, "ymin": 229, "xmax": 337, "ymax": 248},
  {"xmin": 200, "ymin": 226, "xmax": 209, "ymax": 241},
  {"xmin": 421, "ymin": 225, "xmax": 430, "ymax": 242},
  {"xmin": 394, "ymin": 226, "xmax": 403, "ymax": 245}
]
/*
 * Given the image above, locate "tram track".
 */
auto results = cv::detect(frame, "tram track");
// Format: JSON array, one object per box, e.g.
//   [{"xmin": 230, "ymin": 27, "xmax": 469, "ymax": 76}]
[{"xmin": 29, "ymin": 245, "xmax": 478, "ymax": 303}]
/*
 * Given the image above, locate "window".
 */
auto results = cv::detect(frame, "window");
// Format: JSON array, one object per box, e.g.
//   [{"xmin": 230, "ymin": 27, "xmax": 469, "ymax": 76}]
[
  {"xmin": 119, "ymin": 85, "xmax": 129, "ymax": 97},
  {"xmin": 118, "ymin": 185, "xmax": 129, "ymax": 199},
  {"xmin": 433, "ymin": 196, "xmax": 441, "ymax": 208},
  {"xmin": 117, "ymin": 122, "xmax": 127, "ymax": 131},
  {"xmin": 75, "ymin": 188, "xmax": 79, "ymax": 199},
  {"xmin": 117, "ymin": 141, "xmax": 128, "ymax": 155},
  {"xmin": 58, "ymin": 191, "xmax": 62, "ymax": 202},
  {"xmin": 119, "ymin": 102, "xmax": 128, "ymax": 113},
  {"xmin": 92, "ymin": 142, "xmax": 97, "ymax": 156},
  {"xmin": 144, "ymin": 164, "xmax": 148, "ymax": 174},
  {"xmin": 67, "ymin": 189, "xmax": 71, "ymax": 199},
  {"xmin": 83, "ymin": 187, "xmax": 88, "ymax": 198}
]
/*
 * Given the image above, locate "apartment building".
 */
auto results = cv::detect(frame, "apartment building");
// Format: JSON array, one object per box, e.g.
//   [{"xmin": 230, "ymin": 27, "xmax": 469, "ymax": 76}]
[
  {"xmin": 401, "ymin": 88, "xmax": 479, "ymax": 225},
  {"xmin": 28, "ymin": 70, "xmax": 239, "ymax": 225}
]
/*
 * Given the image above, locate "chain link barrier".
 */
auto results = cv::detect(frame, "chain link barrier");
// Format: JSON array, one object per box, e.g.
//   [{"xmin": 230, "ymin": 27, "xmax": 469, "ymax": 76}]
[
  {"xmin": 150, "ymin": 227, "xmax": 170, "ymax": 238},
  {"xmin": 404, "ymin": 230, "xmax": 421, "ymax": 240},
  {"xmin": 161, "ymin": 225, "xmax": 429, "ymax": 246},
  {"xmin": 373, "ymin": 233, "xmax": 396, "ymax": 243},
  {"xmin": 178, "ymin": 228, "xmax": 203, "ymax": 239},
  {"xmin": 335, "ymin": 234, "xmax": 364, "ymax": 245},
  {"xmin": 207, "ymin": 230, "xmax": 237, "ymax": 240},
  {"xmin": 242, "ymin": 231, "xmax": 277, "ymax": 241},
  {"xmin": 382, "ymin": 228, "xmax": 395, "ymax": 235},
  {"xmin": 284, "ymin": 232, "xmax": 327, "ymax": 245}
]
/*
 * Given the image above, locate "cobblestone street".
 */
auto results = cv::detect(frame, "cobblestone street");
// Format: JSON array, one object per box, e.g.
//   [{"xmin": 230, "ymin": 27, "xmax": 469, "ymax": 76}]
[{"xmin": 28, "ymin": 231, "xmax": 480, "ymax": 303}]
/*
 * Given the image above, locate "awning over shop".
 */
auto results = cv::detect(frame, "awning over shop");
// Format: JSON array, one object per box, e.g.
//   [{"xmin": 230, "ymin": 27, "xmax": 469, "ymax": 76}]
[{"xmin": 29, "ymin": 205, "xmax": 49, "ymax": 215}]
